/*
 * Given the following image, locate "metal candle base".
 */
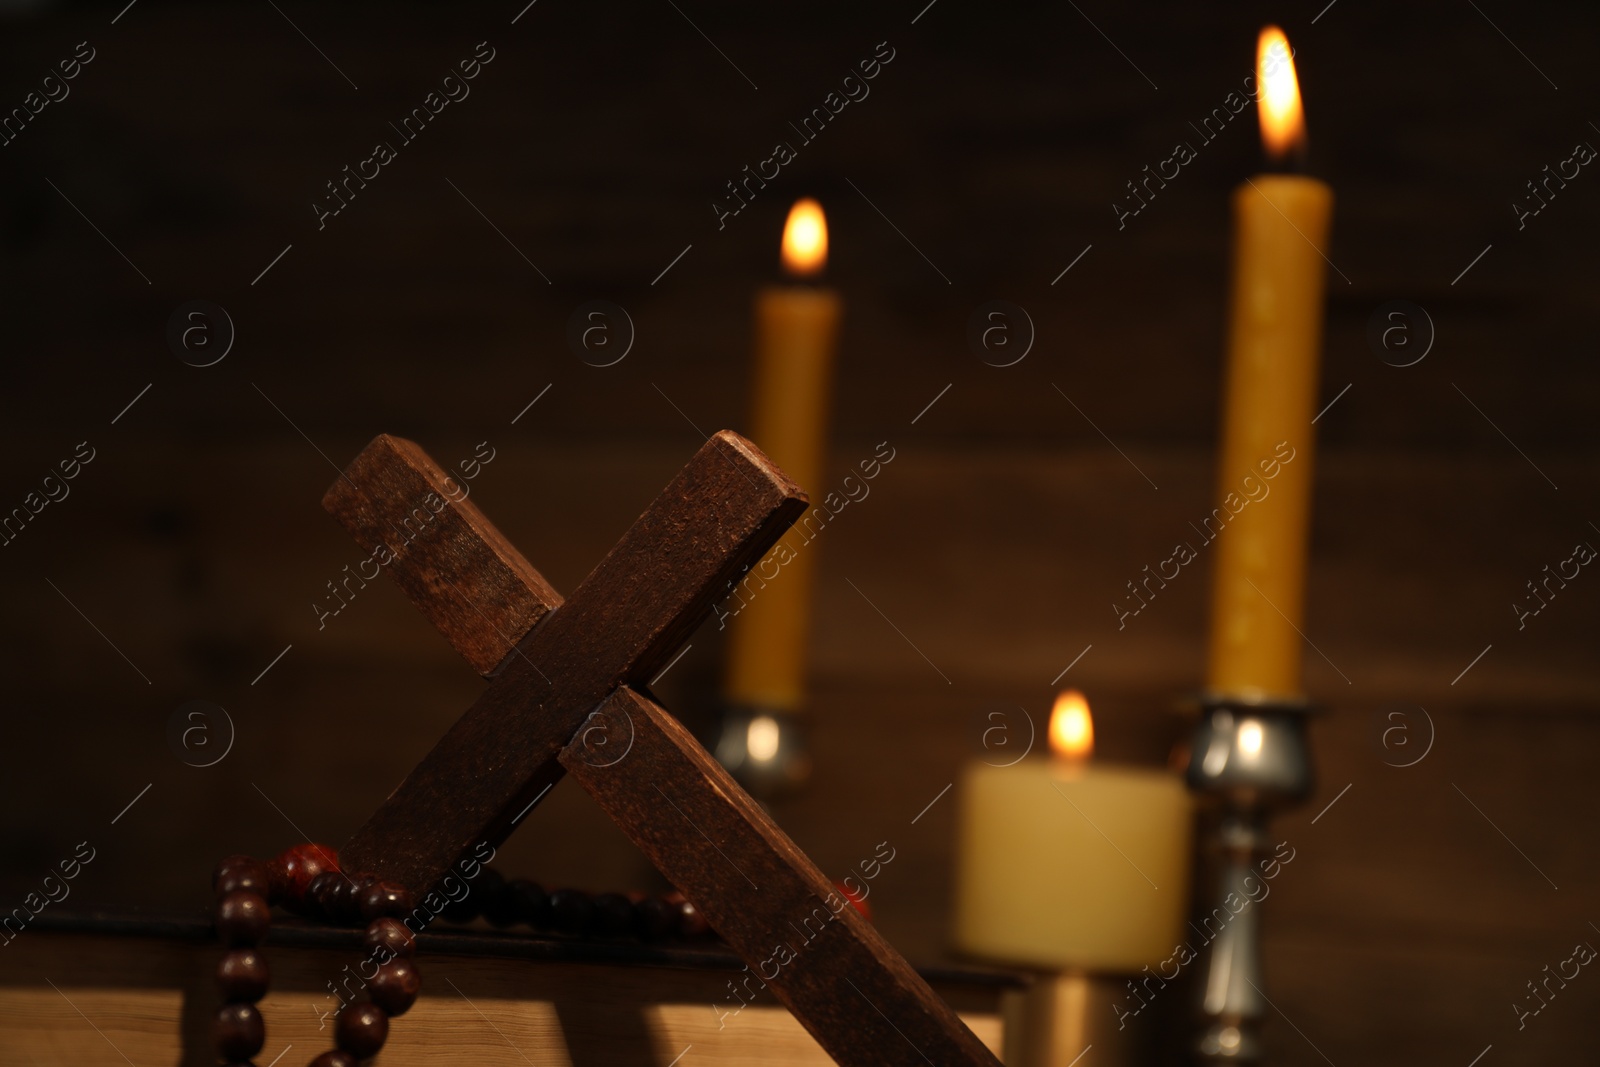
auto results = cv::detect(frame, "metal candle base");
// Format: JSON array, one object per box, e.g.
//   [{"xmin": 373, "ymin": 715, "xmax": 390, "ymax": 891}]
[
  {"xmin": 1183, "ymin": 695, "xmax": 1317, "ymax": 1064},
  {"xmin": 1001, "ymin": 971, "xmax": 1169, "ymax": 1067},
  {"xmin": 711, "ymin": 704, "xmax": 812, "ymax": 800}
]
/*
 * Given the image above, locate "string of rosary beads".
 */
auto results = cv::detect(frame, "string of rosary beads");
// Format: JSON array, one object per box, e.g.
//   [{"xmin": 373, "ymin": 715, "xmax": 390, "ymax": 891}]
[{"xmin": 209, "ymin": 843, "xmax": 717, "ymax": 1066}]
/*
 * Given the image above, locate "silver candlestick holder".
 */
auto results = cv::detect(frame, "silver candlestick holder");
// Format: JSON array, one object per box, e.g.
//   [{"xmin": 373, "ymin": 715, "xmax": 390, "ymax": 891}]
[
  {"xmin": 712, "ymin": 703, "xmax": 812, "ymax": 800},
  {"xmin": 1183, "ymin": 695, "xmax": 1317, "ymax": 1064}
]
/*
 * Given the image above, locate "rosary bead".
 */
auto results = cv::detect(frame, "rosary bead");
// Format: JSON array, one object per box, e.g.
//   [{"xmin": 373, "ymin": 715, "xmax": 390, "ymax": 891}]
[
  {"xmin": 306, "ymin": 871, "xmax": 344, "ymax": 921},
  {"xmin": 216, "ymin": 948, "xmax": 270, "ymax": 1003},
  {"xmin": 368, "ymin": 958, "xmax": 421, "ymax": 1016},
  {"xmin": 272, "ymin": 843, "xmax": 339, "ymax": 915},
  {"xmin": 591, "ymin": 892, "xmax": 633, "ymax": 937},
  {"xmin": 359, "ymin": 881, "xmax": 415, "ymax": 923},
  {"xmin": 508, "ymin": 878, "xmax": 551, "ymax": 929},
  {"xmin": 216, "ymin": 891, "xmax": 271, "ymax": 947},
  {"xmin": 834, "ymin": 879, "xmax": 872, "ymax": 921},
  {"xmin": 364, "ymin": 917, "xmax": 416, "ymax": 959},
  {"xmin": 328, "ymin": 874, "xmax": 363, "ymax": 925},
  {"xmin": 479, "ymin": 869, "xmax": 519, "ymax": 928},
  {"xmin": 632, "ymin": 895, "xmax": 679, "ymax": 941},
  {"xmin": 209, "ymin": 847, "xmax": 772, "ymax": 1067},
  {"xmin": 213, "ymin": 856, "xmax": 270, "ymax": 899},
  {"xmin": 548, "ymin": 888, "xmax": 594, "ymax": 935},
  {"xmin": 213, "ymin": 1002, "xmax": 265, "ymax": 1060},
  {"xmin": 335, "ymin": 1002, "xmax": 389, "ymax": 1058},
  {"xmin": 327, "ymin": 873, "xmax": 377, "ymax": 927},
  {"xmin": 213, "ymin": 854, "xmax": 260, "ymax": 888},
  {"xmin": 215, "ymin": 867, "xmax": 270, "ymax": 901},
  {"xmin": 676, "ymin": 896, "xmax": 711, "ymax": 938}
]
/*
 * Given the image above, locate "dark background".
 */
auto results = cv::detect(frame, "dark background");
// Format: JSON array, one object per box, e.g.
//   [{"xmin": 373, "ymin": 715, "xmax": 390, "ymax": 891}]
[{"xmin": 2, "ymin": 1, "xmax": 1598, "ymax": 1063}]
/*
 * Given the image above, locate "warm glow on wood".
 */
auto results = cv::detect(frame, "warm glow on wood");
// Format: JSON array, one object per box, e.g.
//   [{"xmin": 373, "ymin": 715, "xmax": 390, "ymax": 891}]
[
  {"xmin": 1257, "ymin": 26, "xmax": 1305, "ymax": 161},
  {"xmin": 1049, "ymin": 690, "xmax": 1093, "ymax": 761},
  {"xmin": 781, "ymin": 198, "xmax": 828, "ymax": 276}
]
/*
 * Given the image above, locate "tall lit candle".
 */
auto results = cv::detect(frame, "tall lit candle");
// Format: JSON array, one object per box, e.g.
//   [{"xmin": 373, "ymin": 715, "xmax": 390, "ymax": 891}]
[
  {"xmin": 723, "ymin": 199, "xmax": 841, "ymax": 713},
  {"xmin": 1206, "ymin": 27, "xmax": 1333, "ymax": 701}
]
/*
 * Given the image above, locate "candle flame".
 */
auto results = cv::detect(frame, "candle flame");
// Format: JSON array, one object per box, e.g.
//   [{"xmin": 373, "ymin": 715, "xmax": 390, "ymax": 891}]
[
  {"xmin": 781, "ymin": 198, "xmax": 828, "ymax": 276},
  {"xmin": 1256, "ymin": 26, "xmax": 1305, "ymax": 161},
  {"xmin": 1049, "ymin": 689, "xmax": 1094, "ymax": 761}
]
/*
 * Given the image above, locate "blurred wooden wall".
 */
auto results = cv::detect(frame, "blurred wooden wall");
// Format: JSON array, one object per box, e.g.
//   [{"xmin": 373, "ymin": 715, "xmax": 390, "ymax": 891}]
[{"xmin": 1, "ymin": 2, "xmax": 1597, "ymax": 1063}]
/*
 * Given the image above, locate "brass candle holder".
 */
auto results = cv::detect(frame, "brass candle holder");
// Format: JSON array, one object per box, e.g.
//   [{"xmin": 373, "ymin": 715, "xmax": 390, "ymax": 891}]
[{"xmin": 1183, "ymin": 695, "xmax": 1316, "ymax": 1063}]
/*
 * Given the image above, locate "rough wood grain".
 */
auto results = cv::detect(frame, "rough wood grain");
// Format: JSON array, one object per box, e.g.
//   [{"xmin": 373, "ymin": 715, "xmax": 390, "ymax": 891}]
[
  {"xmin": 322, "ymin": 434, "xmax": 559, "ymax": 676},
  {"xmin": 334, "ymin": 431, "xmax": 808, "ymax": 896},
  {"xmin": 561, "ymin": 686, "xmax": 1003, "ymax": 1067}
]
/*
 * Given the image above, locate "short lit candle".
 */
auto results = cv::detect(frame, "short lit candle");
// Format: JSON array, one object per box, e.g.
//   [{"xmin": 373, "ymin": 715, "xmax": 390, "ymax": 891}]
[
  {"xmin": 723, "ymin": 199, "xmax": 842, "ymax": 713},
  {"xmin": 1206, "ymin": 27, "xmax": 1333, "ymax": 701},
  {"xmin": 953, "ymin": 692, "xmax": 1192, "ymax": 971}
]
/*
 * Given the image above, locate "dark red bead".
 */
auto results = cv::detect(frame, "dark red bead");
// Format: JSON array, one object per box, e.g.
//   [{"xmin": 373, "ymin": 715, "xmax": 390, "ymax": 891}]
[
  {"xmin": 272, "ymin": 843, "xmax": 339, "ymax": 914},
  {"xmin": 213, "ymin": 856, "xmax": 270, "ymax": 899},
  {"xmin": 364, "ymin": 917, "xmax": 416, "ymax": 959},
  {"xmin": 333, "ymin": 875, "xmax": 370, "ymax": 925},
  {"xmin": 548, "ymin": 888, "xmax": 594, "ymax": 935},
  {"xmin": 592, "ymin": 892, "xmax": 633, "ymax": 936},
  {"xmin": 215, "ymin": 867, "xmax": 271, "ymax": 901},
  {"xmin": 326, "ymin": 877, "xmax": 359, "ymax": 925},
  {"xmin": 213, "ymin": 854, "xmax": 258, "ymax": 885},
  {"xmin": 335, "ymin": 1002, "xmax": 389, "ymax": 1058},
  {"xmin": 216, "ymin": 891, "xmax": 270, "ymax": 947},
  {"xmin": 509, "ymin": 878, "xmax": 551, "ymax": 929},
  {"xmin": 216, "ymin": 948, "xmax": 269, "ymax": 1002},
  {"xmin": 359, "ymin": 881, "xmax": 415, "ymax": 923},
  {"xmin": 309, "ymin": 1052, "xmax": 356, "ymax": 1067},
  {"xmin": 480, "ymin": 869, "xmax": 518, "ymax": 928},
  {"xmin": 306, "ymin": 870, "xmax": 344, "ymax": 921},
  {"xmin": 368, "ymin": 957, "xmax": 421, "ymax": 1016},
  {"xmin": 213, "ymin": 1002, "xmax": 264, "ymax": 1060},
  {"xmin": 676, "ymin": 896, "xmax": 711, "ymax": 938},
  {"xmin": 632, "ymin": 895, "xmax": 678, "ymax": 941},
  {"xmin": 834, "ymin": 879, "xmax": 872, "ymax": 921}
]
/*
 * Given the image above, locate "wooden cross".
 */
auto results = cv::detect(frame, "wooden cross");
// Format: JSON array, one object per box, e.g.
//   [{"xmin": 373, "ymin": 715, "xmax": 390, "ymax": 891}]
[{"xmin": 322, "ymin": 430, "xmax": 1000, "ymax": 1067}]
